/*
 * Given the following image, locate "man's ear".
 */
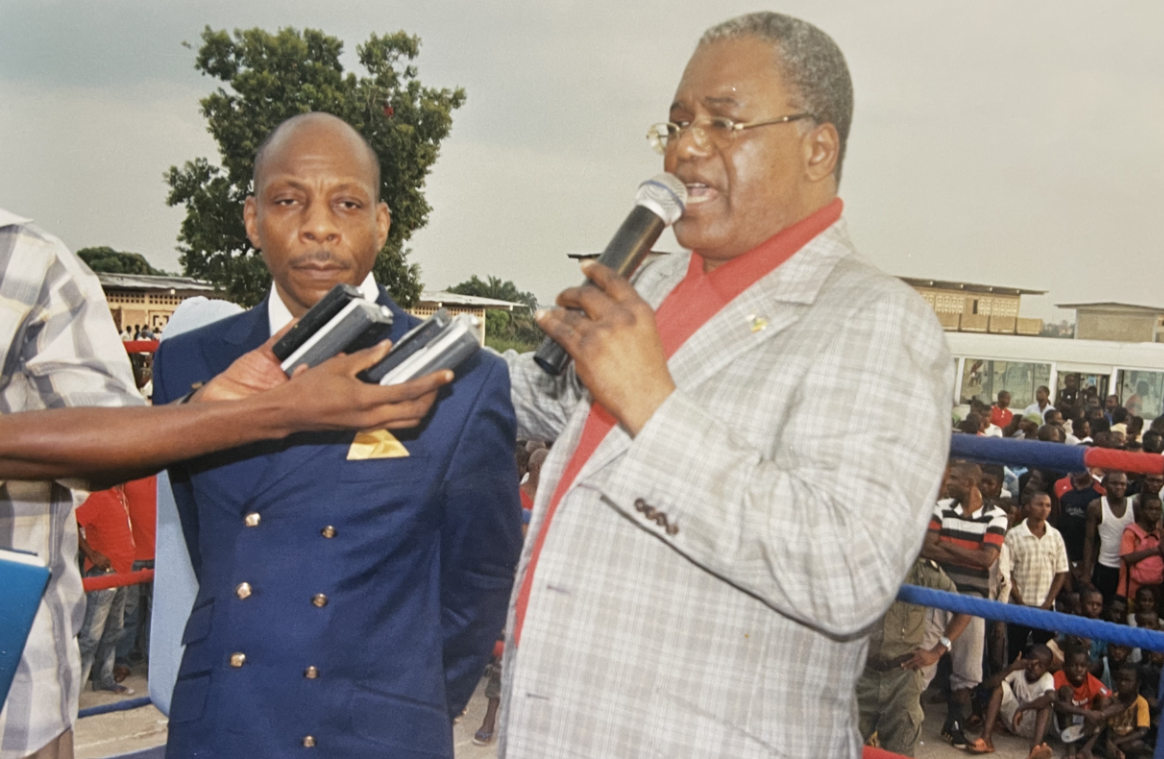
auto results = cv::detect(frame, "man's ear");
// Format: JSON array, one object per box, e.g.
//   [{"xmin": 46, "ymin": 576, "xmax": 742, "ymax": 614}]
[
  {"xmin": 376, "ymin": 201, "xmax": 391, "ymax": 251},
  {"xmin": 803, "ymin": 122, "xmax": 840, "ymax": 183},
  {"xmin": 243, "ymin": 196, "xmax": 262, "ymax": 250}
]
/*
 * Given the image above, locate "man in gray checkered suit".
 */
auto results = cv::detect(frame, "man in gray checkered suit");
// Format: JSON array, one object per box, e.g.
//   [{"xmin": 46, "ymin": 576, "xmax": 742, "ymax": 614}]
[{"xmin": 500, "ymin": 11, "xmax": 953, "ymax": 759}]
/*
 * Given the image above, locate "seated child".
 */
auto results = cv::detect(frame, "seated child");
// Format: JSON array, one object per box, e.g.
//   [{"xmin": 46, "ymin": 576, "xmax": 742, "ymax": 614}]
[
  {"xmin": 1054, "ymin": 647, "xmax": 1113, "ymax": 759},
  {"xmin": 1092, "ymin": 664, "xmax": 1151, "ymax": 759},
  {"xmin": 1048, "ymin": 591, "xmax": 1084, "ymax": 671},
  {"xmin": 1129, "ymin": 609, "xmax": 1159, "ymax": 665},
  {"xmin": 1109, "ymin": 596, "xmax": 1129, "ymax": 626},
  {"xmin": 1130, "ymin": 586, "xmax": 1155, "ymax": 618},
  {"xmin": 1055, "ymin": 588, "xmax": 1109, "ymax": 677},
  {"xmin": 967, "ymin": 644, "xmax": 1055, "ymax": 759},
  {"xmin": 1136, "ymin": 648, "xmax": 1162, "ymax": 746},
  {"xmin": 1100, "ymin": 644, "xmax": 1133, "ymax": 692}
]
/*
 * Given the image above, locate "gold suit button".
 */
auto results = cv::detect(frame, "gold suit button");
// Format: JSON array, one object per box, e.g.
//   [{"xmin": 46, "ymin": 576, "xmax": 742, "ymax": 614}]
[
  {"xmin": 235, "ymin": 582, "xmax": 252, "ymax": 600},
  {"xmin": 229, "ymin": 652, "xmax": 246, "ymax": 668},
  {"xmin": 302, "ymin": 736, "xmax": 316, "ymax": 748},
  {"xmin": 665, "ymin": 522, "xmax": 679, "ymax": 536},
  {"xmin": 312, "ymin": 593, "xmax": 328, "ymax": 608},
  {"xmin": 244, "ymin": 512, "xmax": 261, "ymax": 527},
  {"xmin": 304, "ymin": 666, "xmax": 319, "ymax": 679},
  {"xmin": 320, "ymin": 525, "xmax": 336, "ymax": 539},
  {"xmin": 633, "ymin": 498, "xmax": 647, "ymax": 512}
]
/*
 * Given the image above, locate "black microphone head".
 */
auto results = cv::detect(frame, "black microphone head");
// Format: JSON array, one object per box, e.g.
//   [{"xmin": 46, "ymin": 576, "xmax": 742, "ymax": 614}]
[{"xmin": 635, "ymin": 173, "xmax": 687, "ymax": 225}]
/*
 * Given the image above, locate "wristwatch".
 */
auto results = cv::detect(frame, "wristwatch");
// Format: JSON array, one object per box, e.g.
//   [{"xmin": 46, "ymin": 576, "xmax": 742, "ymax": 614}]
[{"xmin": 938, "ymin": 635, "xmax": 952, "ymax": 651}]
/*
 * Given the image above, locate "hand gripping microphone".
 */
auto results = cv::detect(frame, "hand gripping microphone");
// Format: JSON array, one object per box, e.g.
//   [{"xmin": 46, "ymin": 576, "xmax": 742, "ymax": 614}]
[{"xmin": 533, "ymin": 173, "xmax": 687, "ymax": 376}]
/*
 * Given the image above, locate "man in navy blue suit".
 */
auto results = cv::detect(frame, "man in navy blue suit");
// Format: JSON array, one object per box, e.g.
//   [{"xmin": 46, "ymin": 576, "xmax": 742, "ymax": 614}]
[{"xmin": 153, "ymin": 112, "xmax": 523, "ymax": 757}]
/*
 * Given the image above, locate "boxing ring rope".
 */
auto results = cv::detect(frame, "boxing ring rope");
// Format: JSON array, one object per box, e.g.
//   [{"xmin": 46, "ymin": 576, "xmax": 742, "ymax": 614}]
[
  {"xmin": 82, "ymin": 568, "xmax": 154, "ymax": 592},
  {"xmin": 913, "ymin": 434, "xmax": 1164, "ymax": 759},
  {"xmin": 79, "ymin": 435, "xmax": 1164, "ymax": 758}
]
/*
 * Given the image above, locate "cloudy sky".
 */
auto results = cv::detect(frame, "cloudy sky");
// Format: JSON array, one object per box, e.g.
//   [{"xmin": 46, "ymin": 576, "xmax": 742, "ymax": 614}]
[{"xmin": 2, "ymin": 1, "xmax": 1161, "ymax": 321}]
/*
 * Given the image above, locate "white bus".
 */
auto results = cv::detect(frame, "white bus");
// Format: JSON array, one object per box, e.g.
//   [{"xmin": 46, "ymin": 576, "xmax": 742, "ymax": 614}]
[{"xmin": 946, "ymin": 333, "xmax": 1164, "ymax": 420}]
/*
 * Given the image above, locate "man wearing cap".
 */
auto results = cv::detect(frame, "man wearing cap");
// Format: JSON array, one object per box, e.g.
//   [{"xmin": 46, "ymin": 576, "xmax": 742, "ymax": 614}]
[{"xmin": 500, "ymin": 12, "xmax": 951, "ymax": 759}]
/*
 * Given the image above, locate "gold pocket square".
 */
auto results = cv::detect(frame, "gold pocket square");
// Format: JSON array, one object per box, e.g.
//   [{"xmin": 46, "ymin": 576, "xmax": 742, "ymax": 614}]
[{"xmin": 346, "ymin": 430, "xmax": 410, "ymax": 460}]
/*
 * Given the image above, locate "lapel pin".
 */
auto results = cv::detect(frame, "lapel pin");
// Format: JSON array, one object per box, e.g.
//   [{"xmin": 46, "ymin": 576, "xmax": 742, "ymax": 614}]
[{"xmin": 749, "ymin": 314, "xmax": 768, "ymax": 333}]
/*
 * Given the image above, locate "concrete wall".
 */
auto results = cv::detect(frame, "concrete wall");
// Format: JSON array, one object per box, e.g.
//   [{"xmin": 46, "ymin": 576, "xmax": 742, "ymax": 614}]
[{"xmin": 1075, "ymin": 312, "xmax": 1156, "ymax": 342}]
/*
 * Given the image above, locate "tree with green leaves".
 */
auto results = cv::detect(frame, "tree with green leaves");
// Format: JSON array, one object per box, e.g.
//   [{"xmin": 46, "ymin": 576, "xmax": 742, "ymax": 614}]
[
  {"xmin": 448, "ymin": 275, "xmax": 543, "ymax": 352},
  {"xmin": 447, "ymin": 275, "xmax": 539, "ymax": 311},
  {"xmin": 165, "ymin": 26, "xmax": 465, "ymax": 307},
  {"xmin": 77, "ymin": 246, "xmax": 166, "ymax": 276}
]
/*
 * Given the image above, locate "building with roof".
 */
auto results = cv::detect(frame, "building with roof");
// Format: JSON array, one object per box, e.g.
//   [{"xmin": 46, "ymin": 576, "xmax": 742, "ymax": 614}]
[
  {"xmin": 1056, "ymin": 302, "xmax": 1164, "ymax": 343},
  {"xmin": 97, "ymin": 272, "xmax": 220, "ymax": 334},
  {"xmin": 899, "ymin": 277, "xmax": 1045, "ymax": 335},
  {"xmin": 97, "ymin": 273, "xmax": 526, "ymax": 343},
  {"xmin": 411, "ymin": 291, "xmax": 526, "ymax": 341}
]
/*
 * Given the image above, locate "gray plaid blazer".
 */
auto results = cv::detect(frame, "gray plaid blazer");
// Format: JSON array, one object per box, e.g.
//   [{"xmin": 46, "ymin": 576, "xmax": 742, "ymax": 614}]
[{"xmin": 500, "ymin": 218, "xmax": 953, "ymax": 758}]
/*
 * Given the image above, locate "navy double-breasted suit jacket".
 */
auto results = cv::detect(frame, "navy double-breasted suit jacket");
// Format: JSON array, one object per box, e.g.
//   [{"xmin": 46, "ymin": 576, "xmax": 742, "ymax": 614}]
[{"xmin": 153, "ymin": 289, "xmax": 523, "ymax": 758}]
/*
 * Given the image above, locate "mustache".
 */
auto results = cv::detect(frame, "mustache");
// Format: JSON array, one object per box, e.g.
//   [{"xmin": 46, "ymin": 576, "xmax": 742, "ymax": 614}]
[{"xmin": 289, "ymin": 250, "xmax": 349, "ymax": 268}]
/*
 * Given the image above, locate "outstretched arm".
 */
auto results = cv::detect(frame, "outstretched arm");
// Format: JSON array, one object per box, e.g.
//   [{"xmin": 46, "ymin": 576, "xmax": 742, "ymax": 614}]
[{"xmin": 0, "ymin": 339, "xmax": 450, "ymax": 483}]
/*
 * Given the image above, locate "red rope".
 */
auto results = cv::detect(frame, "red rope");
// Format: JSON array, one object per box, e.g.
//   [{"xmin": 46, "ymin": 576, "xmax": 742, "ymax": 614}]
[
  {"xmin": 82, "ymin": 568, "xmax": 154, "ymax": 591},
  {"xmin": 123, "ymin": 340, "xmax": 159, "ymax": 354},
  {"xmin": 1084, "ymin": 446, "xmax": 1164, "ymax": 475}
]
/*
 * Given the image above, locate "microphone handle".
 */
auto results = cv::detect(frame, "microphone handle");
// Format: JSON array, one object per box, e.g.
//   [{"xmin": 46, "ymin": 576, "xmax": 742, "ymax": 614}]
[{"xmin": 533, "ymin": 206, "xmax": 667, "ymax": 375}]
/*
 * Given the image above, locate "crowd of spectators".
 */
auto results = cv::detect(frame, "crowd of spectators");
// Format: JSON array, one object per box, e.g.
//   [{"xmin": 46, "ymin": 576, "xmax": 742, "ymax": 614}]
[{"xmin": 900, "ymin": 385, "xmax": 1164, "ymax": 758}]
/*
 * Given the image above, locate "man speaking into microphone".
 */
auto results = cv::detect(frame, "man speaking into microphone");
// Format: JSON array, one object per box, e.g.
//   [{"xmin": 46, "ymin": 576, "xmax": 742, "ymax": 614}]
[{"xmin": 500, "ymin": 12, "xmax": 952, "ymax": 759}]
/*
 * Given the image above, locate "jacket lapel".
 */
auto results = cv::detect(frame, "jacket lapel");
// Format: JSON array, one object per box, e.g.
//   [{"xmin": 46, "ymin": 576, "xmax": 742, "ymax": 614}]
[
  {"xmin": 204, "ymin": 298, "xmax": 270, "ymax": 375},
  {"xmin": 573, "ymin": 219, "xmax": 856, "ymax": 485}
]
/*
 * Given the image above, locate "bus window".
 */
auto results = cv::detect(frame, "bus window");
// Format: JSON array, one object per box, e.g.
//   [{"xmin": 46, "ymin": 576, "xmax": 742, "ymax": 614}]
[
  {"xmin": 1118, "ymin": 370, "xmax": 1164, "ymax": 421},
  {"xmin": 960, "ymin": 359, "xmax": 1051, "ymax": 411},
  {"xmin": 1056, "ymin": 372, "xmax": 1109, "ymax": 410}
]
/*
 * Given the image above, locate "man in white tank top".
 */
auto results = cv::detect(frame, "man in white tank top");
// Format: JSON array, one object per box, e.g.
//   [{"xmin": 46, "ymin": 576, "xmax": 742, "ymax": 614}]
[{"xmin": 1083, "ymin": 471, "xmax": 1133, "ymax": 605}]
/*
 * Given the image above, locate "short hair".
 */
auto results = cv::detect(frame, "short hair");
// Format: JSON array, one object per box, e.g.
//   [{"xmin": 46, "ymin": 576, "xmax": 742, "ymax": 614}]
[
  {"xmin": 957, "ymin": 414, "xmax": 981, "ymax": 435},
  {"xmin": 1142, "ymin": 430, "xmax": 1164, "ymax": 453},
  {"xmin": 1029, "ymin": 643, "xmax": 1052, "ymax": 663},
  {"xmin": 1028, "ymin": 491, "xmax": 1051, "ymax": 506},
  {"xmin": 1113, "ymin": 407, "xmax": 1129, "ymax": 424},
  {"xmin": 998, "ymin": 390, "xmax": 1011, "ymax": 400},
  {"xmin": 252, "ymin": 112, "xmax": 382, "ymax": 197},
  {"xmin": 1115, "ymin": 662, "xmax": 1140, "ymax": 682},
  {"xmin": 948, "ymin": 460, "xmax": 981, "ymax": 479},
  {"xmin": 699, "ymin": 12, "xmax": 853, "ymax": 184},
  {"xmin": 981, "ymin": 464, "xmax": 1004, "ymax": 481},
  {"xmin": 1036, "ymin": 424, "xmax": 1061, "ymax": 443}
]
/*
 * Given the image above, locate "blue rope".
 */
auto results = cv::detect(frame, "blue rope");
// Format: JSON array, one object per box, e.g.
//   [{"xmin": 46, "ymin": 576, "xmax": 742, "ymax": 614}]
[
  {"xmin": 898, "ymin": 585, "xmax": 1164, "ymax": 652},
  {"xmin": 949, "ymin": 434, "xmax": 1086, "ymax": 472},
  {"xmin": 900, "ymin": 585, "xmax": 1164, "ymax": 759},
  {"xmin": 78, "ymin": 696, "xmax": 151, "ymax": 719}
]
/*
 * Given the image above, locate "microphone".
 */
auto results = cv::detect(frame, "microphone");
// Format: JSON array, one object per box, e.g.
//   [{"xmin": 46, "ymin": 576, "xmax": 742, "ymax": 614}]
[{"xmin": 533, "ymin": 173, "xmax": 687, "ymax": 376}]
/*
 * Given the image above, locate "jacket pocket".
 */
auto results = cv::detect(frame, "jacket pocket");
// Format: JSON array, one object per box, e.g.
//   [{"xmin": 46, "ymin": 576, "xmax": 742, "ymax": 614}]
[
  {"xmin": 168, "ymin": 672, "xmax": 211, "ymax": 724},
  {"xmin": 349, "ymin": 685, "xmax": 451, "ymax": 756},
  {"xmin": 338, "ymin": 455, "xmax": 431, "ymax": 484}
]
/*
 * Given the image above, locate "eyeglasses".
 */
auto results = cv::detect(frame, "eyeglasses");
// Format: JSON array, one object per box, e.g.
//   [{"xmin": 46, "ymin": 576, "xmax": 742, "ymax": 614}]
[{"xmin": 646, "ymin": 113, "xmax": 816, "ymax": 155}]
